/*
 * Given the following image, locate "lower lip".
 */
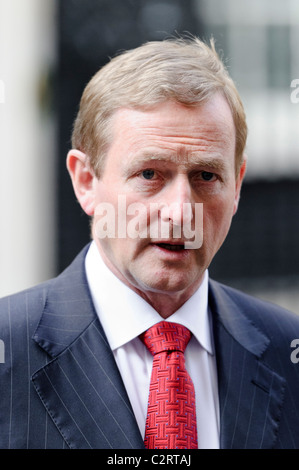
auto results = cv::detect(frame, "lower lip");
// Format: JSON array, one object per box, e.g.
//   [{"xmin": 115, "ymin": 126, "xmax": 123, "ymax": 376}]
[{"xmin": 150, "ymin": 243, "xmax": 191, "ymax": 260}]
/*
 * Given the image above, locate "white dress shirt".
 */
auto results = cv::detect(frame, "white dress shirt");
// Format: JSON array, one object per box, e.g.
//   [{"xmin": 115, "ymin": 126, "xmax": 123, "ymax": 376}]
[{"xmin": 85, "ymin": 241, "xmax": 220, "ymax": 449}]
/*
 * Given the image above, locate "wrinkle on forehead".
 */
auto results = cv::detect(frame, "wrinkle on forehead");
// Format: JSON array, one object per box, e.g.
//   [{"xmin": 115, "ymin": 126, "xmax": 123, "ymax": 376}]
[
  {"xmin": 124, "ymin": 123, "xmax": 234, "ymax": 157},
  {"xmin": 134, "ymin": 111, "xmax": 234, "ymax": 140},
  {"xmin": 125, "ymin": 148, "xmax": 230, "ymax": 176},
  {"xmin": 111, "ymin": 97, "xmax": 236, "ymax": 173},
  {"xmin": 127, "ymin": 118, "xmax": 232, "ymax": 153},
  {"xmin": 113, "ymin": 97, "xmax": 235, "ymax": 138},
  {"xmin": 143, "ymin": 121, "xmax": 233, "ymax": 138}
]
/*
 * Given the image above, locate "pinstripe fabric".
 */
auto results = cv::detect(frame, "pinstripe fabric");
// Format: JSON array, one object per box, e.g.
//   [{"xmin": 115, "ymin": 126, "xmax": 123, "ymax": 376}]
[
  {"xmin": 0, "ymin": 246, "xmax": 143, "ymax": 449},
  {"xmin": 209, "ymin": 280, "xmax": 299, "ymax": 449},
  {"xmin": 1, "ymin": 245, "xmax": 299, "ymax": 448},
  {"xmin": 32, "ymin": 320, "xmax": 143, "ymax": 449},
  {"xmin": 0, "ymin": 286, "xmax": 67, "ymax": 448}
]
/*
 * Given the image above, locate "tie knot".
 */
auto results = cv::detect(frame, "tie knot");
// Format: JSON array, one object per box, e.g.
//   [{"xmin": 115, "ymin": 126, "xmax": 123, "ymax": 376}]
[{"xmin": 140, "ymin": 321, "xmax": 191, "ymax": 356}]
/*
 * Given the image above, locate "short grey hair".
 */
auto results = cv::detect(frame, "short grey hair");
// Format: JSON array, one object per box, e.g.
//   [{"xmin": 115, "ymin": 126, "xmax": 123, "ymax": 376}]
[{"xmin": 71, "ymin": 37, "xmax": 247, "ymax": 176}]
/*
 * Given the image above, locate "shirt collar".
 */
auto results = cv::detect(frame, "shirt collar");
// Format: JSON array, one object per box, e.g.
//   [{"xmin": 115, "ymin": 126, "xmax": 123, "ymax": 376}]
[{"xmin": 85, "ymin": 241, "xmax": 214, "ymax": 355}]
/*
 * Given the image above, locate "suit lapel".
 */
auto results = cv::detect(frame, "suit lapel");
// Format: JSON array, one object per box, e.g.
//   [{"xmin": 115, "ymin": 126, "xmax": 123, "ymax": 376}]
[
  {"xmin": 32, "ymin": 246, "xmax": 285, "ymax": 449},
  {"xmin": 209, "ymin": 280, "xmax": 286, "ymax": 449},
  {"xmin": 32, "ymin": 246, "xmax": 144, "ymax": 449}
]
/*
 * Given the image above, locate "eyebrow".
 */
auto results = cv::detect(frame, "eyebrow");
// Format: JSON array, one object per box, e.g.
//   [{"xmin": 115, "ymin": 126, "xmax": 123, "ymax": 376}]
[{"xmin": 125, "ymin": 150, "xmax": 229, "ymax": 173}]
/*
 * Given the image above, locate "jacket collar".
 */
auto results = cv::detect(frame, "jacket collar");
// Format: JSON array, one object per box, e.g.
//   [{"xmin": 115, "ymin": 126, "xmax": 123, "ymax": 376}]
[
  {"xmin": 33, "ymin": 249, "xmax": 270, "ymax": 361},
  {"xmin": 33, "ymin": 244, "xmax": 96, "ymax": 358},
  {"xmin": 32, "ymin": 247, "xmax": 285, "ymax": 449},
  {"xmin": 32, "ymin": 245, "xmax": 144, "ymax": 449},
  {"xmin": 208, "ymin": 279, "xmax": 270, "ymax": 357},
  {"xmin": 209, "ymin": 279, "xmax": 285, "ymax": 449}
]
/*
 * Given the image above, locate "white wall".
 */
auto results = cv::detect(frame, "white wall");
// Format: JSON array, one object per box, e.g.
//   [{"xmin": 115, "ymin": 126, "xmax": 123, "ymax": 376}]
[{"xmin": 0, "ymin": 0, "xmax": 57, "ymax": 296}]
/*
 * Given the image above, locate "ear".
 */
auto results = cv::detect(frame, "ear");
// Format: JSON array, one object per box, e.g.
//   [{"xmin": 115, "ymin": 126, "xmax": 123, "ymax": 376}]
[
  {"xmin": 66, "ymin": 149, "xmax": 96, "ymax": 216},
  {"xmin": 233, "ymin": 154, "xmax": 247, "ymax": 215}
]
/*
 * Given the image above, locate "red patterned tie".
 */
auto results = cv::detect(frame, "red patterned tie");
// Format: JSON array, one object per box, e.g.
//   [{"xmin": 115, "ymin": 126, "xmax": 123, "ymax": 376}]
[{"xmin": 140, "ymin": 321, "xmax": 198, "ymax": 449}]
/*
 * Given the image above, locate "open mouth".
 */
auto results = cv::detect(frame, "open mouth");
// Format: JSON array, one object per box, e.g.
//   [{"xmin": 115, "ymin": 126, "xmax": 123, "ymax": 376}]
[{"xmin": 155, "ymin": 243, "xmax": 185, "ymax": 251}]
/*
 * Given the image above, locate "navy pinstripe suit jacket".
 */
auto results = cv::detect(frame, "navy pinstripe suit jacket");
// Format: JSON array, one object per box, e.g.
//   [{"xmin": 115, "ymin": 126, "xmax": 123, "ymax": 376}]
[{"xmin": 1, "ymin": 244, "xmax": 299, "ymax": 449}]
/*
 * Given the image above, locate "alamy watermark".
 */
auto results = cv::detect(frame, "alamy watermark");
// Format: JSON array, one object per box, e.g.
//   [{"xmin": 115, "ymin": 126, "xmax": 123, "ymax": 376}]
[
  {"xmin": 0, "ymin": 80, "xmax": 5, "ymax": 104},
  {"xmin": 0, "ymin": 340, "xmax": 4, "ymax": 363},
  {"xmin": 290, "ymin": 79, "xmax": 299, "ymax": 103},
  {"xmin": 290, "ymin": 339, "xmax": 299, "ymax": 363},
  {"xmin": 94, "ymin": 196, "xmax": 203, "ymax": 249}
]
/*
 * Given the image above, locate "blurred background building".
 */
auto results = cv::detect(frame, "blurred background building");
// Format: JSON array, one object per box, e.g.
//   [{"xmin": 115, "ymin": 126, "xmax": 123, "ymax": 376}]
[{"xmin": 0, "ymin": 0, "xmax": 298, "ymax": 313}]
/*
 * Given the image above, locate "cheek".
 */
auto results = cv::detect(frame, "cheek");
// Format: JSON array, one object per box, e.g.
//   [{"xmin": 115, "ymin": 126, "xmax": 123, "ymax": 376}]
[{"xmin": 203, "ymin": 197, "xmax": 235, "ymax": 242}]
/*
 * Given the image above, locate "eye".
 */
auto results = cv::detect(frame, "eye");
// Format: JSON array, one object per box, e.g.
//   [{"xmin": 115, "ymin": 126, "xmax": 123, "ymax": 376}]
[
  {"xmin": 141, "ymin": 169, "xmax": 156, "ymax": 180},
  {"xmin": 201, "ymin": 171, "xmax": 216, "ymax": 181}
]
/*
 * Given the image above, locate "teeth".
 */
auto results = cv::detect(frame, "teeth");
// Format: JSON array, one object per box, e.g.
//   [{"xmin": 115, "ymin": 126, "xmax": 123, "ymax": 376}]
[{"xmin": 157, "ymin": 243, "xmax": 185, "ymax": 251}]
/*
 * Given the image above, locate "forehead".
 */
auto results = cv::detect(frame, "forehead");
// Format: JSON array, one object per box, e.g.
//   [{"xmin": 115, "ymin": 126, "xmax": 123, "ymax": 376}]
[{"xmin": 107, "ymin": 95, "xmax": 235, "ymax": 162}]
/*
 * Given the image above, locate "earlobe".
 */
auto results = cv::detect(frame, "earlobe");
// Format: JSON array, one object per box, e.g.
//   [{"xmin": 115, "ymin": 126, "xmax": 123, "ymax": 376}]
[{"xmin": 66, "ymin": 149, "xmax": 95, "ymax": 216}]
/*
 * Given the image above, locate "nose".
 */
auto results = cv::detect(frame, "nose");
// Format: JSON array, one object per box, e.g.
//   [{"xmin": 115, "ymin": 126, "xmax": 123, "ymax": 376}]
[{"xmin": 160, "ymin": 175, "xmax": 193, "ymax": 228}]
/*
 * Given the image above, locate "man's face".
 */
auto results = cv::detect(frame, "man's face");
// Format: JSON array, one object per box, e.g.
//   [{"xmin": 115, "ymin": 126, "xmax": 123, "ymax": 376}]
[{"xmin": 90, "ymin": 95, "xmax": 245, "ymax": 306}]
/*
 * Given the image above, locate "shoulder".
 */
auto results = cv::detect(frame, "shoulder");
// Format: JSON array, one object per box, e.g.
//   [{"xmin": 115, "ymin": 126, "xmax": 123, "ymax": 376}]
[
  {"xmin": 0, "ymin": 244, "xmax": 90, "ymax": 334},
  {"xmin": 0, "ymin": 279, "xmax": 54, "ymax": 335},
  {"xmin": 209, "ymin": 278, "xmax": 299, "ymax": 338}
]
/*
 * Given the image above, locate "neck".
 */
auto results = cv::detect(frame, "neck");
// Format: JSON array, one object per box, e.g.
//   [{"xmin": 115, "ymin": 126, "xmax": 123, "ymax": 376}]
[{"xmin": 135, "ymin": 284, "xmax": 203, "ymax": 318}]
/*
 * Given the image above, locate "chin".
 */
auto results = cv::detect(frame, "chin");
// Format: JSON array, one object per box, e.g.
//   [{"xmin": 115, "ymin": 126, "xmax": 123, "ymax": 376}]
[{"xmin": 137, "ymin": 272, "xmax": 195, "ymax": 295}]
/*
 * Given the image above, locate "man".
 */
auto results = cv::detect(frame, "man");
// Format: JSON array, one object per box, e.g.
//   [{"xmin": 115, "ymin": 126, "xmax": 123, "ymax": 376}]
[{"xmin": 1, "ymin": 37, "xmax": 299, "ymax": 449}]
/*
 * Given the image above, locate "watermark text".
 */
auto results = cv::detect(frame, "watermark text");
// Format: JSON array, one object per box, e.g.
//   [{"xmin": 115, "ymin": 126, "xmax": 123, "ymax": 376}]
[
  {"xmin": 0, "ymin": 340, "xmax": 4, "ymax": 363},
  {"xmin": 94, "ymin": 196, "xmax": 203, "ymax": 249},
  {"xmin": 290, "ymin": 79, "xmax": 299, "ymax": 103},
  {"xmin": 290, "ymin": 339, "xmax": 299, "ymax": 363}
]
